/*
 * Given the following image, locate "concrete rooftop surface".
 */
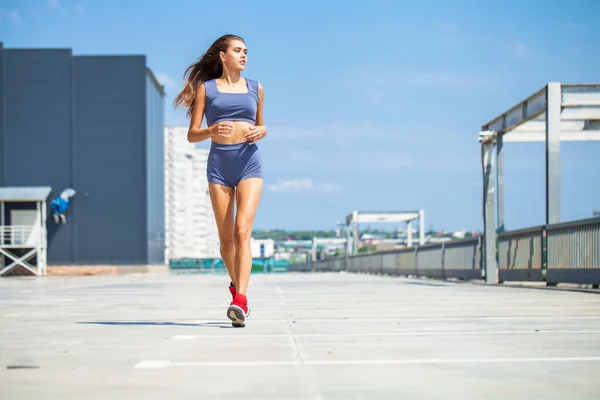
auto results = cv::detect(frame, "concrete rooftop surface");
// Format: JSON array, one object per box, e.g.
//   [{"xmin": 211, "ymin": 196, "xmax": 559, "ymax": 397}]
[{"xmin": 1, "ymin": 272, "xmax": 600, "ymax": 400}]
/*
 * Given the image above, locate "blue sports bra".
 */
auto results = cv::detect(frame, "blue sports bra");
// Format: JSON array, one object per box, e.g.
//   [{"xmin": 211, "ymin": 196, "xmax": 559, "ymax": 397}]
[{"xmin": 203, "ymin": 78, "xmax": 259, "ymax": 126}]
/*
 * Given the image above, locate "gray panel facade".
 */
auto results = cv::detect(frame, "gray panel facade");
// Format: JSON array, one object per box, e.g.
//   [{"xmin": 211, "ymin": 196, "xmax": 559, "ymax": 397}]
[
  {"xmin": 3, "ymin": 48, "xmax": 74, "ymax": 263},
  {"xmin": 145, "ymin": 71, "xmax": 166, "ymax": 264},
  {"xmin": 0, "ymin": 42, "xmax": 4, "ymax": 185},
  {"xmin": 0, "ymin": 43, "xmax": 165, "ymax": 265}
]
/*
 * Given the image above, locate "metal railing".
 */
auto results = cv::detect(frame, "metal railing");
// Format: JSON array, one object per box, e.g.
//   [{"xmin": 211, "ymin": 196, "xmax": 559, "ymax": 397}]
[
  {"xmin": 546, "ymin": 217, "xmax": 600, "ymax": 286},
  {"xmin": 498, "ymin": 225, "xmax": 544, "ymax": 282},
  {"xmin": 290, "ymin": 217, "xmax": 600, "ymax": 287},
  {"xmin": 0, "ymin": 225, "xmax": 41, "ymax": 247},
  {"xmin": 293, "ymin": 237, "xmax": 482, "ymax": 281}
]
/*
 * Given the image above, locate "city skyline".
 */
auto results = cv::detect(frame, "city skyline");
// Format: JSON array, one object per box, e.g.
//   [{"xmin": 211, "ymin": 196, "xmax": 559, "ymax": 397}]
[{"xmin": 2, "ymin": 0, "xmax": 599, "ymax": 233}]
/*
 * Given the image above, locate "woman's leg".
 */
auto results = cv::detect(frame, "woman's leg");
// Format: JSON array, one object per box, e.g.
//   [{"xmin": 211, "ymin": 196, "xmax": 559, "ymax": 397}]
[
  {"xmin": 234, "ymin": 177, "xmax": 263, "ymax": 296},
  {"xmin": 208, "ymin": 182, "xmax": 237, "ymax": 287}
]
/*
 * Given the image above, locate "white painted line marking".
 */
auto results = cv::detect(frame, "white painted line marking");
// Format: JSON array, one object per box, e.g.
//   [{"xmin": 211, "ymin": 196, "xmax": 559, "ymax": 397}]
[
  {"xmin": 134, "ymin": 360, "xmax": 171, "ymax": 369},
  {"xmin": 190, "ymin": 320, "xmax": 224, "ymax": 324},
  {"xmin": 15, "ymin": 280, "xmax": 133, "ymax": 294},
  {"xmin": 172, "ymin": 330, "xmax": 600, "ymax": 340},
  {"xmin": 276, "ymin": 285, "xmax": 283, "ymax": 295},
  {"xmin": 174, "ymin": 335, "xmax": 196, "ymax": 340},
  {"xmin": 270, "ymin": 315, "xmax": 600, "ymax": 322},
  {"xmin": 266, "ymin": 307, "xmax": 600, "ymax": 312},
  {"xmin": 134, "ymin": 357, "xmax": 600, "ymax": 369},
  {"xmin": 4, "ymin": 313, "xmax": 21, "ymax": 317}
]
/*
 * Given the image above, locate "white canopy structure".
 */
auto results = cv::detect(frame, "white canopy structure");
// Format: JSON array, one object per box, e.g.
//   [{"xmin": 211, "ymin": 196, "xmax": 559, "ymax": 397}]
[
  {"xmin": 0, "ymin": 186, "xmax": 51, "ymax": 276},
  {"xmin": 345, "ymin": 210, "xmax": 425, "ymax": 254},
  {"xmin": 311, "ymin": 237, "xmax": 348, "ymax": 262},
  {"xmin": 478, "ymin": 82, "xmax": 600, "ymax": 283}
]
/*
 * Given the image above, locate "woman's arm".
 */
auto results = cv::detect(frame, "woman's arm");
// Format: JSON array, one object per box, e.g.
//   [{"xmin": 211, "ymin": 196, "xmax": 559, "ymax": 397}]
[
  {"xmin": 187, "ymin": 83, "xmax": 232, "ymax": 143},
  {"xmin": 246, "ymin": 83, "xmax": 267, "ymax": 144},
  {"xmin": 187, "ymin": 83, "xmax": 210, "ymax": 143}
]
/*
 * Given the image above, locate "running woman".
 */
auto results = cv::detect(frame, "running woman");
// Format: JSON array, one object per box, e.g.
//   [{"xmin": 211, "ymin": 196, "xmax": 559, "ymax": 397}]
[{"xmin": 174, "ymin": 34, "xmax": 266, "ymax": 327}]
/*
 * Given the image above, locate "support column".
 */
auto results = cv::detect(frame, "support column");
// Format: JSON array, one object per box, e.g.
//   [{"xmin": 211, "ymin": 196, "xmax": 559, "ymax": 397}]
[
  {"xmin": 352, "ymin": 210, "xmax": 359, "ymax": 254},
  {"xmin": 36, "ymin": 201, "xmax": 41, "ymax": 276},
  {"xmin": 546, "ymin": 82, "xmax": 561, "ymax": 224},
  {"xmin": 345, "ymin": 223, "xmax": 351, "ymax": 255},
  {"xmin": 482, "ymin": 138, "xmax": 498, "ymax": 284},
  {"xmin": 353, "ymin": 222, "xmax": 359, "ymax": 254},
  {"xmin": 0, "ymin": 200, "xmax": 3, "ymax": 272},
  {"xmin": 42, "ymin": 200, "xmax": 47, "ymax": 275},
  {"xmin": 407, "ymin": 220, "xmax": 413, "ymax": 248},
  {"xmin": 419, "ymin": 210, "xmax": 425, "ymax": 245},
  {"xmin": 496, "ymin": 134, "xmax": 505, "ymax": 233},
  {"xmin": 344, "ymin": 223, "xmax": 350, "ymax": 270}
]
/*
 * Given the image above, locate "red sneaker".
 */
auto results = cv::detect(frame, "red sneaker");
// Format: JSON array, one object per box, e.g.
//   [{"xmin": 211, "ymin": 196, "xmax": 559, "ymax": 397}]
[
  {"xmin": 228, "ymin": 282, "xmax": 236, "ymax": 304},
  {"xmin": 227, "ymin": 293, "xmax": 248, "ymax": 327},
  {"xmin": 228, "ymin": 283, "xmax": 250, "ymax": 317}
]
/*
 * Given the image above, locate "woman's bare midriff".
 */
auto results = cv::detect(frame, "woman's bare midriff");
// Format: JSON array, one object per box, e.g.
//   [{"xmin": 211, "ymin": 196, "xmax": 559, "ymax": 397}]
[{"xmin": 210, "ymin": 121, "xmax": 254, "ymax": 145}]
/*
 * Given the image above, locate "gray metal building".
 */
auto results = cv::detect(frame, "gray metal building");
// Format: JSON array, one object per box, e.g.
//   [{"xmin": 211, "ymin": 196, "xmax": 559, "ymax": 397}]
[{"xmin": 0, "ymin": 42, "xmax": 165, "ymax": 266}]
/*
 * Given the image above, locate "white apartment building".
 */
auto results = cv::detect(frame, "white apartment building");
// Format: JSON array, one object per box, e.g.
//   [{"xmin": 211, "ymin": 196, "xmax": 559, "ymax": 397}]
[{"xmin": 164, "ymin": 126, "xmax": 220, "ymax": 261}]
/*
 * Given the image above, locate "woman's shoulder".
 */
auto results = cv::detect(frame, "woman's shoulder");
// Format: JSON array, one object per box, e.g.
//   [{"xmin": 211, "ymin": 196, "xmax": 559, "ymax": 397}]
[
  {"xmin": 244, "ymin": 77, "xmax": 260, "ymax": 91},
  {"xmin": 202, "ymin": 78, "xmax": 216, "ymax": 96}
]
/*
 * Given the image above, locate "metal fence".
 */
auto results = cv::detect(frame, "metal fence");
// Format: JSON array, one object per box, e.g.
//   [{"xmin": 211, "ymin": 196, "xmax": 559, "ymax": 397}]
[
  {"xmin": 498, "ymin": 225, "xmax": 544, "ymax": 282},
  {"xmin": 290, "ymin": 217, "xmax": 600, "ymax": 287},
  {"xmin": 293, "ymin": 237, "xmax": 483, "ymax": 281},
  {"xmin": 546, "ymin": 217, "xmax": 600, "ymax": 286}
]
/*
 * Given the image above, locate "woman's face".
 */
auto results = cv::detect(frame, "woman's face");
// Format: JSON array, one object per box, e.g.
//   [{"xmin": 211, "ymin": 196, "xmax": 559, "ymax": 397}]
[{"xmin": 221, "ymin": 39, "xmax": 247, "ymax": 71}]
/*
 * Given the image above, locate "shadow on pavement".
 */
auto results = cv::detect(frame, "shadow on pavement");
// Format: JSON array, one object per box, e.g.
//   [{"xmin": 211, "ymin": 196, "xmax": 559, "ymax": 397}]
[
  {"xmin": 401, "ymin": 281, "xmax": 447, "ymax": 287},
  {"xmin": 77, "ymin": 321, "xmax": 233, "ymax": 328}
]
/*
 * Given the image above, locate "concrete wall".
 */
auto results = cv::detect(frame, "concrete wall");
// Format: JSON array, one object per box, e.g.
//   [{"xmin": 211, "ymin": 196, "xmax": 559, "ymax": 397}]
[{"xmin": 0, "ymin": 43, "xmax": 165, "ymax": 265}]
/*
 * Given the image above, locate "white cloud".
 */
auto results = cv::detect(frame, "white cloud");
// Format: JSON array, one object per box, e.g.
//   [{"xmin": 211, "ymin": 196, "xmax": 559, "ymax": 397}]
[
  {"xmin": 47, "ymin": 0, "xmax": 68, "ymax": 15},
  {"xmin": 259, "ymin": 120, "xmax": 477, "ymax": 176},
  {"xmin": 408, "ymin": 72, "xmax": 500, "ymax": 88},
  {"xmin": 436, "ymin": 21, "xmax": 460, "ymax": 32},
  {"xmin": 263, "ymin": 142, "xmax": 475, "ymax": 175},
  {"xmin": 48, "ymin": 0, "xmax": 62, "ymax": 11},
  {"xmin": 265, "ymin": 121, "xmax": 449, "ymax": 146},
  {"xmin": 564, "ymin": 21, "xmax": 590, "ymax": 34},
  {"xmin": 156, "ymin": 73, "xmax": 179, "ymax": 91},
  {"xmin": 266, "ymin": 179, "xmax": 344, "ymax": 194},
  {"xmin": 0, "ymin": 9, "xmax": 23, "ymax": 28},
  {"xmin": 343, "ymin": 66, "xmax": 500, "ymax": 92},
  {"xmin": 513, "ymin": 43, "xmax": 530, "ymax": 59}
]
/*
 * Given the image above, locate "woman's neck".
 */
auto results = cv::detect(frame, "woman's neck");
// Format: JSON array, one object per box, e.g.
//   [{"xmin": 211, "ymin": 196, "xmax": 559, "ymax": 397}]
[{"xmin": 220, "ymin": 69, "xmax": 242, "ymax": 85}]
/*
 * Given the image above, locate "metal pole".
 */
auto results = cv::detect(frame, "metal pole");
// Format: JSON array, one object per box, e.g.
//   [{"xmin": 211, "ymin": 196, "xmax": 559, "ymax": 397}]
[
  {"xmin": 419, "ymin": 210, "xmax": 425, "ymax": 245},
  {"xmin": 546, "ymin": 82, "xmax": 561, "ymax": 224},
  {"xmin": 353, "ymin": 222, "xmax": 359, "ymax": 254},
  {"xmin": 36, "ymin": 201, "xmax": 42, "ymax": 276},
  {"xmin": 42, "ymin": 200, "xmax": 47, "ymax": 275},
  {"xmin": 482, "ymin": 135, "xmax": 498, "ymax": 284},
  {"xmin": 496, "ymin": 134, "xmax": 505, "ymax": 233}
]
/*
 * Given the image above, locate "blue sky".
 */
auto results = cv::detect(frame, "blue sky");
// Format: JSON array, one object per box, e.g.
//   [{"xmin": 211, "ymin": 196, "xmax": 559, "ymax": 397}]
[{"xmin": 1, "ymin": 0, "xmax": 599, "ymax": 232}]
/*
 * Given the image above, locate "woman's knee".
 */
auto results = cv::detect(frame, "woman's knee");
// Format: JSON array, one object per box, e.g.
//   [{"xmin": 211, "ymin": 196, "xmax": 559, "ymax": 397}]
[
  {"xmin": 234, "ymin": 225, "xmax": 252, "ymax": 244},
  {"xmin": 220, "ymin": 238, "xmax": 235, "ymax": 252}
]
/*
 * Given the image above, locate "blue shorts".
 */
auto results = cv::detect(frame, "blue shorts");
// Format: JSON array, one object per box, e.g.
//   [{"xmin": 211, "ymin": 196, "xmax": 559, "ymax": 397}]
[{"xmin": 207, "ymin": 141, "xmax": 264, "ymax": 188}]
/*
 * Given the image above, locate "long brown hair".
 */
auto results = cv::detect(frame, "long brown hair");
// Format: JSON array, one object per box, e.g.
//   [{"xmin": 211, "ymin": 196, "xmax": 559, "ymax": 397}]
[{"xmin": 173, "ymin": 34, "xmax": 245, "ymax": 117}]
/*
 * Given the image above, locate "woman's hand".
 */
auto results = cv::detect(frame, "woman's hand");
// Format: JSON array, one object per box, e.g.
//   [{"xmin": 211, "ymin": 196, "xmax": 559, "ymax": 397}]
[
  {"xmin": 209, "ymin": 122, "xmax": 233, "ymax": 138},
  {"xmin": 245, "ymin": 125, "xmax": 267, "ymax": 144}
]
